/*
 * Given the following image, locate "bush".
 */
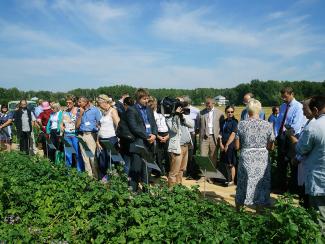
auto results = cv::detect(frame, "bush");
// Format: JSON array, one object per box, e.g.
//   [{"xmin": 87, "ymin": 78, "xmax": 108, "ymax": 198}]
[{"xmin": 0, "ymin": 152, "xmax": 323, "ymax": 243}]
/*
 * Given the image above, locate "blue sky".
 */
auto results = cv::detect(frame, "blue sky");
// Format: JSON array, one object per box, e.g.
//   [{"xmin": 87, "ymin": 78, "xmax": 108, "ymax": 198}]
[{"xmin": 0, "ymin": 0, "xmax": 324, "ymax": 91}]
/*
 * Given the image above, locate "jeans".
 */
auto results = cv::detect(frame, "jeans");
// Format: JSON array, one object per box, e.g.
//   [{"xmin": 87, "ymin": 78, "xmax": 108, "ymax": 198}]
[
  {"xmin": 64, "ymin": 135, "xmax": 84, "ymax": 172},
  {"xmin": 122, "ymin": 154, "xmax": 131, "ymax": 176}
]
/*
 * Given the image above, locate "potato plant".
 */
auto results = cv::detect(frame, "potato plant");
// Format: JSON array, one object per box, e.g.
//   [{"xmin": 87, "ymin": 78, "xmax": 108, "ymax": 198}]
[{"xmin": 0, "ymin": 152, "xmax": 323, "ymax": 243}]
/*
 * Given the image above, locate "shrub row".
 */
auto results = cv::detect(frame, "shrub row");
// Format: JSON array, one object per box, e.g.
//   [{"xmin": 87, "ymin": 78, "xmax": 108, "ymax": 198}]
[{"xmin": 0, "ymin": 152, "xmax": 323, "ymax": 243}]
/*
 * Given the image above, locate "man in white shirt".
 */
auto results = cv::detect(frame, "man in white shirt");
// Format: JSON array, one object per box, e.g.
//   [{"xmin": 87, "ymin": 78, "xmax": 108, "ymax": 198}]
[
  {"xmin": 149, "ymin": 96, "xmax": 169, "ymax": 176},
  {"xmin": 197, "ymin": 97, "xmax": 224, "ymax": 167}
]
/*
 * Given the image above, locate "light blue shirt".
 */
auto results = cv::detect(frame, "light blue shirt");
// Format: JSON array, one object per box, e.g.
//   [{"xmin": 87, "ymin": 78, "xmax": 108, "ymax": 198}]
[
  {"xmin": 240, "ymin": 108, "xmax": 265, "ymax": 121},
  {"xmin": 268, "ymin": 114, "xmax": 279, "ymax": 136},
  {"xmin": 34, "ymin": 105, "xmax": 43, "ymax": 118},
  {"xmin": 79, "ymin": 105, "xmax": 102, "ymax": 132},
  {"xmin": 296, "ymin": 115, "xmax": 325, "ymax": 196},
  {"xmin": 274, "ymin": 98, "xmax": 306, "ymax": 137}
]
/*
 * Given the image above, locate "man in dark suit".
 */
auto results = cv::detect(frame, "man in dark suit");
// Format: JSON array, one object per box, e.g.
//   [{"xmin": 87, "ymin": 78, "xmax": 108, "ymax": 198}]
[
  {"xmin": 116, "ymin": 96, "xmax": 135, "ymax": 176},
  {"xmin": 115, "ymin": 92, "xmax": 129, "ymax": 116},
  {"xmin": 126, "ymin": 88, "xmax": 158, "ymax": 191},
  {"xmin": 197, "ymin": 97, "xmax": 224, "ymax": 167}
]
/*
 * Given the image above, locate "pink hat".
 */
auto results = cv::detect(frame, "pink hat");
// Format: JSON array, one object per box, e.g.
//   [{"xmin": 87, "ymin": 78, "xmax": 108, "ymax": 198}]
[{"xmin": 41, "ymin": 101, "xmax": 51, "ymax": 110}]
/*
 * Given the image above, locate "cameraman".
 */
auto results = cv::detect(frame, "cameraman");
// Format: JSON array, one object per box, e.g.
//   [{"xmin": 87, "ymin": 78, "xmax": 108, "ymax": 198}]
[{"xmin": 166, "ymin": 101, "xmax": 194, "ymax": 187}]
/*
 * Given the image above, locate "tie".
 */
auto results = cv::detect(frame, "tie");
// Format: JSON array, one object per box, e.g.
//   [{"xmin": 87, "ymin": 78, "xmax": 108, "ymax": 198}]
[
  {"xmin": 205, "ymin": 111, "xmax": 211, "ymax": 137},
  {"xmin": 279, "ymin": 104, "xmax": 290, "ymax": 135}
]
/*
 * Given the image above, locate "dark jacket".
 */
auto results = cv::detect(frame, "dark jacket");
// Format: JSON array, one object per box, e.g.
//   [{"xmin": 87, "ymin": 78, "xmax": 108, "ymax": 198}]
[
  {"xmin": 14, "ymin": 109, "xmax": 33, "ymax": 134},
  {"xmin": 220, "ymin": 118, "xmax": 238, "ymax": 144},
  {"xmin": 115, "ymin": 101, "xmax": 126, "ymax": 117},
  {"xmin": 126, "ymin": 105, "xmax": 158, "ymax": 153},
  {"xmin": 116, "ymin": 113, "xmax": 134, "ymax": 141}
]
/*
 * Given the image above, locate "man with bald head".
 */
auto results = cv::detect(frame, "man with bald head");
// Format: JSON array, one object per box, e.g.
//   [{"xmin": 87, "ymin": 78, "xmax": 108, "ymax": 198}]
[{"xmin": 240, "ymin": 93, "xmax": 266, "ymax": 121}]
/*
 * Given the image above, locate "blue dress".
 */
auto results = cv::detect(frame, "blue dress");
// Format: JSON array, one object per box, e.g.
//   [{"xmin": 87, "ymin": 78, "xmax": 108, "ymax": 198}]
[
  {"xmin": 220, "ymin": 118, "xmax": 238, "ymax": 182},
  {"xmin": 235, "ymin": 119, "xmax": 275, "ymax": 206},
  {"xmin": 0, "ymin": 112, "xmax": 13, "ymax": 143}
]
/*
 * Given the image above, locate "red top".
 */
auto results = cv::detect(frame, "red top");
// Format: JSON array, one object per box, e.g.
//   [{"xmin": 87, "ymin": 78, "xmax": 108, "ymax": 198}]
[{"xmin": 38, "ymin": 109, "xmax": 53, "ymax": 133}]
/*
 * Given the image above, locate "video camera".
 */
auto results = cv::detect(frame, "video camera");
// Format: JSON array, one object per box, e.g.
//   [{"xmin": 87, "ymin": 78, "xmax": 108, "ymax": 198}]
[{"xmin": 157, "ymin": 97, "xmax": 190, "ymax": 116}]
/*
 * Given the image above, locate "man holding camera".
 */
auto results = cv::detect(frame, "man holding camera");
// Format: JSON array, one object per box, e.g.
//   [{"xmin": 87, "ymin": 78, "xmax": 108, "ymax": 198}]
[
  {"xmin": 166, "ymin": 99, "xmax": 194, "ymax": 187},
  {"xmin": 197, "ymin": 97, "xmax": 224, "ymax": 167},
  {"xmin": 274, "ymin": 87, "xmax": 306, "ymax": 194},
  {"xmin": 126, "ymin": 88, "xmax": 158, "ymax": 192}
]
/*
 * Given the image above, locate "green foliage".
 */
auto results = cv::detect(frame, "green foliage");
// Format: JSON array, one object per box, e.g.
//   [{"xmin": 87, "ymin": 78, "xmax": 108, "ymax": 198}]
[
  {"xmin": 0, "ymin": 152, "xmax": 323, "ymax": 243},
  {"xmin": 1, "ymin": 80, "xmax": 324, "ymax": 106}
]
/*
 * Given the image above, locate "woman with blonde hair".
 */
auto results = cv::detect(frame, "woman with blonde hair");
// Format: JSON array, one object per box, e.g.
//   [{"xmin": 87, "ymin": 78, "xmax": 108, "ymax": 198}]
[
  {"xmin": 235, "ymin": 99, "xmax": 275, "ymax": 212},
  {"xmin": 46, "ymin": 102, "xmax": 63, "ymax": 162},
  {"xmin": 61, "ymin": 95, "xmax": 84, "ymax": 171},
  {"xmin": 96, "ymin": 94, "xmax": 120, "ymax": 180}
]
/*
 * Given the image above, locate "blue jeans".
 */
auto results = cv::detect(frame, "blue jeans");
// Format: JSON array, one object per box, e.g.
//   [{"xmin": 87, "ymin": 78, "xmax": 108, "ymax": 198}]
[{"xmin": 64, "ymin": 135, "xmax": 84, "ymax": 172}]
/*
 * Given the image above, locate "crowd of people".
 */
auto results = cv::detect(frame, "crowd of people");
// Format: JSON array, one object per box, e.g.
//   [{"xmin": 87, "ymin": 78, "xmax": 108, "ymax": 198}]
[{"xmin": 0, "ymin": 87, "xmax": 324, "ymax": 231}]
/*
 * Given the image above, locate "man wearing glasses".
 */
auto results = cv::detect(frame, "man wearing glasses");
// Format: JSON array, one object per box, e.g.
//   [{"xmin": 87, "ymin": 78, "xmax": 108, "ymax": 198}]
[{"xmin": 240, "ymin": 93, "xmax": 266, "ymax": 121}]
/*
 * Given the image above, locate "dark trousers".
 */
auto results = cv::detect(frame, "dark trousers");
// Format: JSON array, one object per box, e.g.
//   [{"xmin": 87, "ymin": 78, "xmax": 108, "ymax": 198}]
[
  {"xmin": 298, "ymin": 185, "xmax": 309, "ymax": 208},
  {"xmin": 19, "ymin": 131, "xmax": 31, "ymax": 154},
  {"xmin": 48, "ymin": 130, "xmax": 60, "ymax": 162},
  {"xmin": 156, "ymin": 134, "xmax": 169, "ymax": 176},
  {"xmin": 119, "ymin": 138, "xmax": 131, "ymax": 176},
  {"xmin": 129, "ymin": 153, "xmax": 149, "ymax": 192},
  {"xmin": 276, "ymin": 134, "xmax": 298, "ymax": 193},
  {"xmin": 129, "ymin": 142, "xmax": 154, "ymax": 192},
  {"xmin": 186, "ymin": 133, "xmax": 200, "ymax": 178},
  {"xmin": 309, "ymin": 196, "xmax": 325, "ymax": 235},
  {"xmin": 97, "ymin": 136, "xmax": 118, "ymax": 179}
]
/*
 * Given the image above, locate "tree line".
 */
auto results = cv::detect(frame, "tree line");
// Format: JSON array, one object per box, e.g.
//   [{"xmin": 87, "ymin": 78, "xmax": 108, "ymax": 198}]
[{"xmin": 0, "ymin": 80, "xmax": 324, "ymax": 107}]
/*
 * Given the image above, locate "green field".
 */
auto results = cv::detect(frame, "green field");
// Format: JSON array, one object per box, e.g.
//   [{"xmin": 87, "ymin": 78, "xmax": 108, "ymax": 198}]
[{"xmin": 0, "ymin": 151, "xmax": 323, "ymax": 242}]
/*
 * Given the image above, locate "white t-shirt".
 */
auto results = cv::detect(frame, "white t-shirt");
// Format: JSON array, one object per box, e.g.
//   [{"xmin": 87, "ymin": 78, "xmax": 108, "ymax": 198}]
[
  {"xmin": 189, "ymin": 105, "xmax": 200, "ymax": 133},
  {"xmin": 154, "ymin": 111, "xmax": 168, "ymax": 133},
  {"xmin": 62, "ymin": 111, "xmax": 77, "ymax": 133},
  {"xmin": 98, "ymin": 110, "xmax": 116, "ymax": 138},
  {"xmin": 50, "ymin": 112, "xmax": 59, "ymax": 130},
  {"xmin": 21, "ymin": 110, "xmax": 36, "ymax": 132}
]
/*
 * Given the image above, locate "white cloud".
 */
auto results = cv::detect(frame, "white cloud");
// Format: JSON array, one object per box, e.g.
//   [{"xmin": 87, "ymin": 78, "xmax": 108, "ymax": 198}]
[
  {"xmin": 1, "ymin": 51, "xmax": 324, "ymax": 91},
  {"xmin": 0, "ymin": 20, "xmax": 85, "ymax": 54},
  {"xmin": 0, "ymin": 1, "xmax": 324, "ymax": 91},
  {"xmin": 51, "ymin": 0, "xmax": 131, "ymax": 38},
  {"xmin": 52, "ymin": 0, "xmax": 126, "ymax": 22},
  {"xmin": 152, "ymin": 3, "xmax": 259, "ymax": 47},
  {"xmin": 267, "ymin": 11, "xmax": 287, "ymax": 20},
  {"xmin": 152, "ymin": 2, "xmax": 325, "ymax": 59}
]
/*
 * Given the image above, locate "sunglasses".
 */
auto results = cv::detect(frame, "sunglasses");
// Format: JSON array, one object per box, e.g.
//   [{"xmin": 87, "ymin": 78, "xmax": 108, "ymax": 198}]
[{"xmin": 227, "ymin": 111, "xmax": 234, "ymax": 114}]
